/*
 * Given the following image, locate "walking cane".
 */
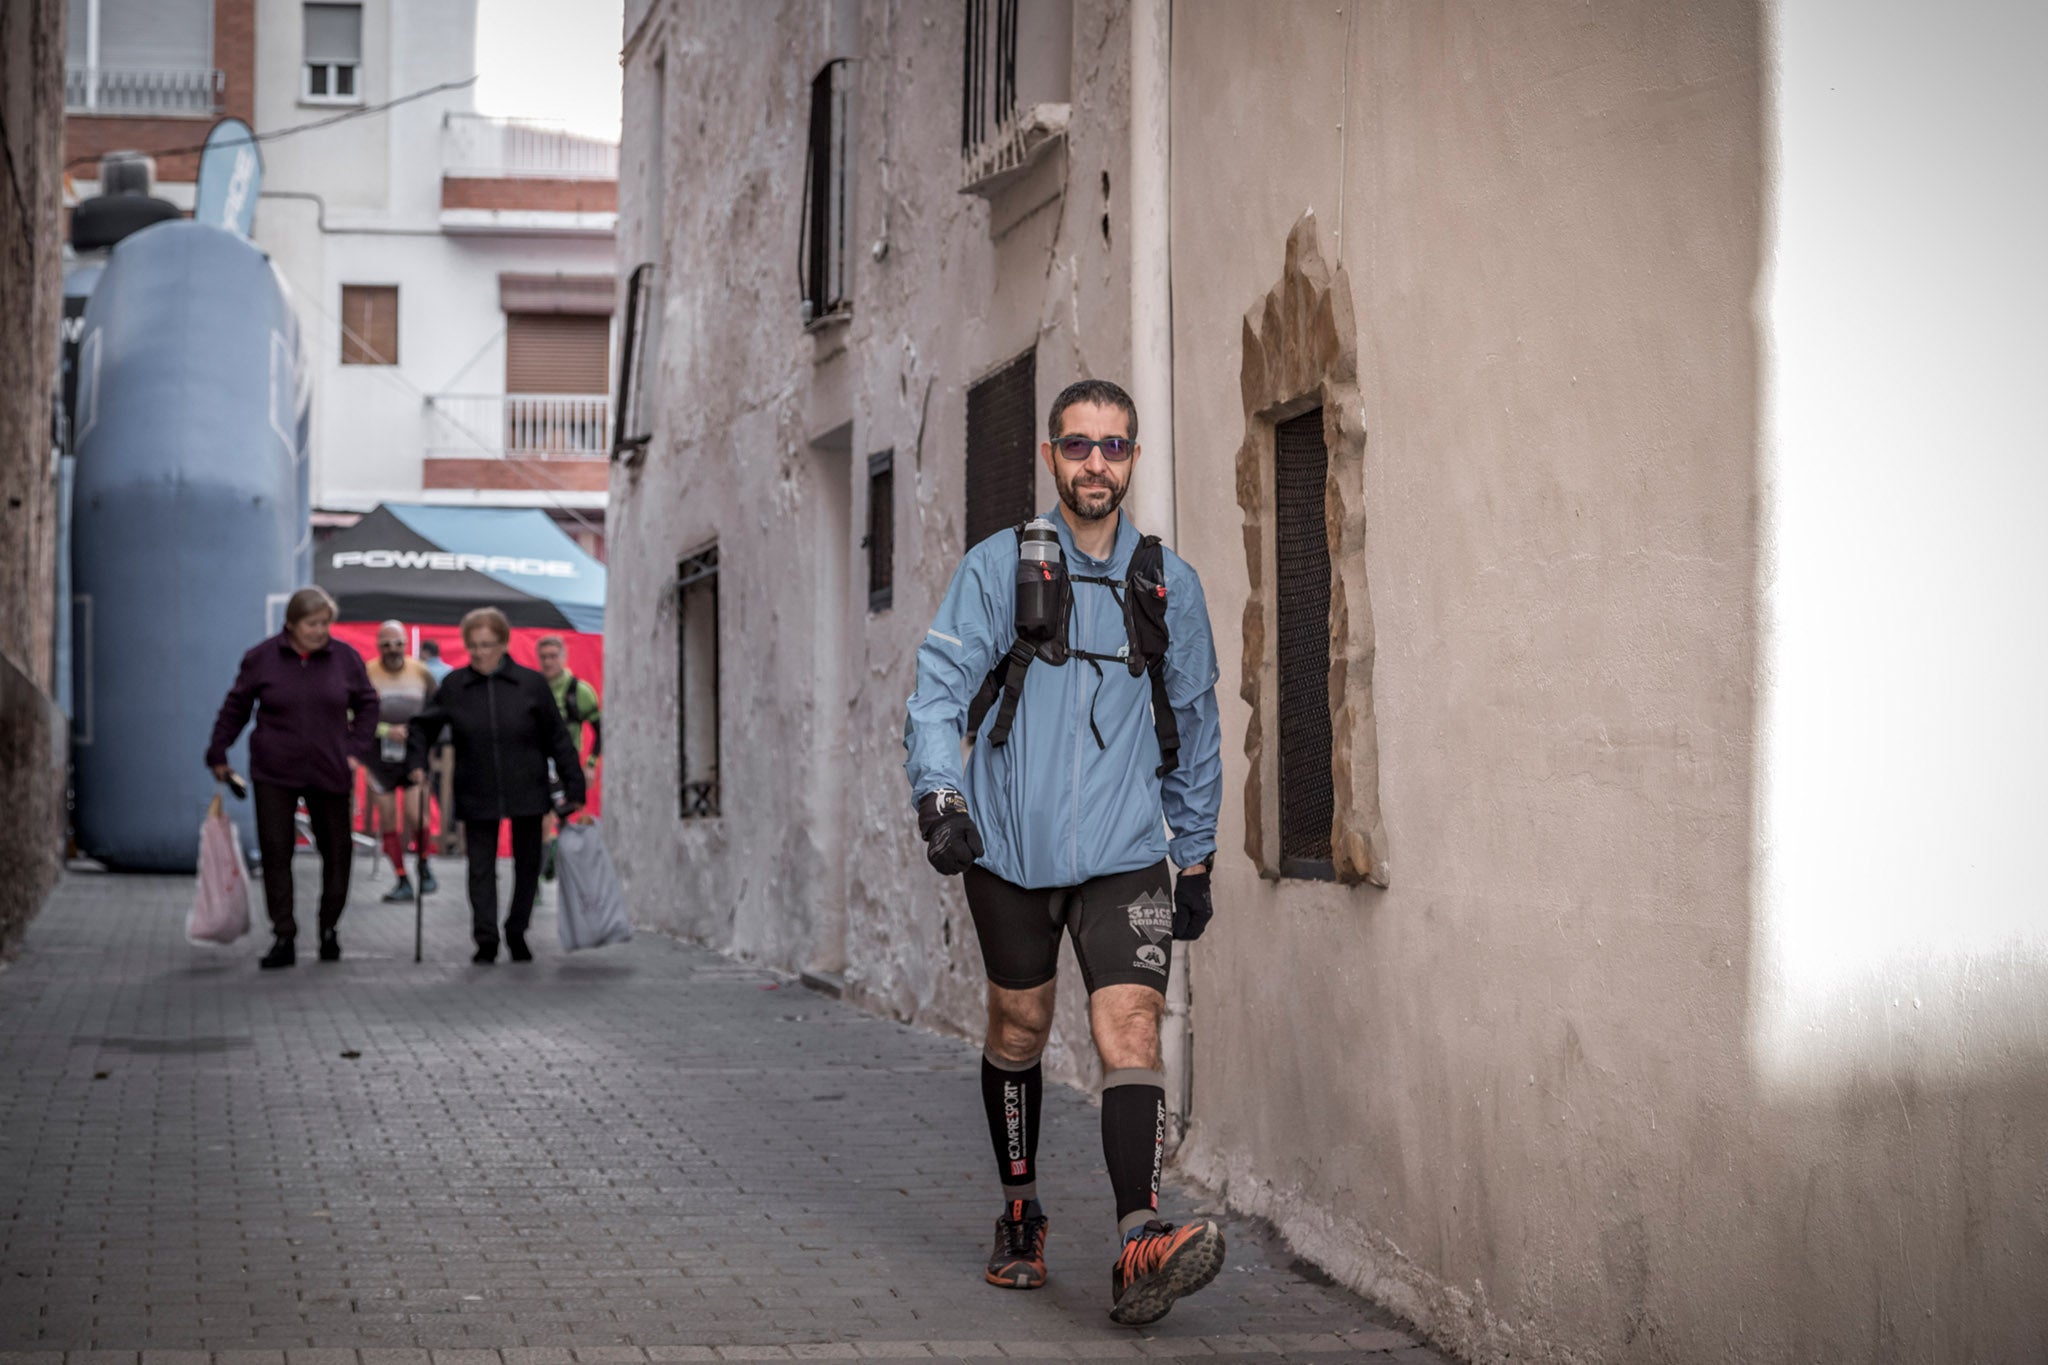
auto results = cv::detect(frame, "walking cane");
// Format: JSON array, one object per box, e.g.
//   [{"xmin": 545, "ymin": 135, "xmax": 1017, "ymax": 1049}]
[{"xmin": 413, "ymin": 776, "xmax": 426, "ymax": 964}]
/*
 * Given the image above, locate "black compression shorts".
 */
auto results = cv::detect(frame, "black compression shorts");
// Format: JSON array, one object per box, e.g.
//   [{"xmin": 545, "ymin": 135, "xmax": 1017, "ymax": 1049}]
[
  {"xmin": 363, "ymin": 759, "xmax": 414, "ymax": 795},
  {"xmin": 963, "ymin": 860, "xmax": 1174, "ymax": 994}
]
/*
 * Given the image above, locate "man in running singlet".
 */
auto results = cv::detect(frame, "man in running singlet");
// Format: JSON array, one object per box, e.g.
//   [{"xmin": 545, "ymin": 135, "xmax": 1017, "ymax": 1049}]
[{"xmin": 364, "ymin": 621, "xmax": 438, "ymax": 900}]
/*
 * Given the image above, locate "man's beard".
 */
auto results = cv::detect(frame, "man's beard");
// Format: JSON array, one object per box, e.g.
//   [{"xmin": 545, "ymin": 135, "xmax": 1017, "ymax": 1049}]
[{"xmin": 1056, "ymin": 465, "xmax": 1128, "ymax": 524}]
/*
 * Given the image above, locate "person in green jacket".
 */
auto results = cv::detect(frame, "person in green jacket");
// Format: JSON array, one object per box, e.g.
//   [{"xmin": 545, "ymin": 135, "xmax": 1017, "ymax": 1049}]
[{"xmin": 536, "ymin": 635, "xmax": 601, "ymax": 880}]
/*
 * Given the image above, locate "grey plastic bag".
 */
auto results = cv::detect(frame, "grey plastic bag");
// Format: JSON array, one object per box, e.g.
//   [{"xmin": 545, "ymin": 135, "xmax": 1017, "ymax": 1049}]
[{"xmin": 555, "ymin": 819, "xmax": 633, "ymax": 951}]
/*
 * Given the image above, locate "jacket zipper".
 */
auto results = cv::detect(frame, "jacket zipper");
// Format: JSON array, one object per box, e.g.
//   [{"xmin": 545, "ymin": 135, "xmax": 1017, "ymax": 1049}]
[{"xmin": 487, "ymin": 676, "xmax": 504, "ymax": 815}]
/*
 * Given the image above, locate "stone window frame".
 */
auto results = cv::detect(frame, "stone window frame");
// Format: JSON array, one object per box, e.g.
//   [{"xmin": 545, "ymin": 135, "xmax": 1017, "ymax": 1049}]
[{"xmin": 1235, "ymin": 213, "xmax": 1389, "ymax": 887}]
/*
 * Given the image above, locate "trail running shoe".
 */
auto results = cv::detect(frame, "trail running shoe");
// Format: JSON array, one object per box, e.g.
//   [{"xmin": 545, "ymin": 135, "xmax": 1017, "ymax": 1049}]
[
  {"xmin": 985, "ymin": 1198, "xmax": 1049, "ymax": 1289},
  {"xmin": 1108, "ymin": 1217, "xmax": 1225, "ymax": 1326}
]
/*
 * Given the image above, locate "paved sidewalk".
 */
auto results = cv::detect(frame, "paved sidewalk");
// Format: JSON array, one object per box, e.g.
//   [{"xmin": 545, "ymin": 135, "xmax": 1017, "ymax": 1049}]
[{"xmin": 0, "ymin": 861, "xmax": 1451, "ymax": 1365}]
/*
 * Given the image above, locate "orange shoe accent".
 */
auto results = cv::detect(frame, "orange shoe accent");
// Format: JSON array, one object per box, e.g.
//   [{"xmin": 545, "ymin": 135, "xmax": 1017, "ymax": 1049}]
[
  {"xmin": 1108, "ymin": 1217, "xmax": 1225, "ymax": 1325},
  {"xmin": 985, "ymin": 1198, "xmax": 1050, "ymax": 1289}
]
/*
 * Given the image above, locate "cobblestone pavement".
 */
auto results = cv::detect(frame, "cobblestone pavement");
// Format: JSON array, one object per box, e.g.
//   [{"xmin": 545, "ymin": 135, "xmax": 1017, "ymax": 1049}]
[{"xmin": 0, "ymin": 861, "xmax": 1453, "ymax": 1365}]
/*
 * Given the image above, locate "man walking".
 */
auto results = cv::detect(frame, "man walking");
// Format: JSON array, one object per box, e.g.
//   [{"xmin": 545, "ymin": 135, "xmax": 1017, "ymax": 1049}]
[
  {"xmin": 904, "ymin": 379, "xmax": 1225, "ymax": 1326},
  {"xmin": 535, "ymin": 635, "xmax": 601, "ymax": 880},
  {"xmin": 417, "ymin": 638, "xmax": 452, "ymax": 683},
  {"xmin": 536, "ymin": 636, "xmax": 602, "ymax": 775},
  {"xmin": 365, "ymin": 620, "xmax": 438, "ymax": 901}
]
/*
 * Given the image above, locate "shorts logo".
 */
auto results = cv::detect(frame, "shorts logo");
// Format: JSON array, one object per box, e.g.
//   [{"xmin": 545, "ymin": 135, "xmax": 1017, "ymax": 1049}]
[{"xmin": 1126, "ymin": 890, "xmax": 1172, "ymax": 975}]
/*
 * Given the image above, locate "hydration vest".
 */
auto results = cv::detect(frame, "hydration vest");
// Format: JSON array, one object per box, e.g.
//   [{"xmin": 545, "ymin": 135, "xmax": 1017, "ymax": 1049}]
[{"xmin": 964, "ymin": 527, "xmax": 1181, "ymax": 778}]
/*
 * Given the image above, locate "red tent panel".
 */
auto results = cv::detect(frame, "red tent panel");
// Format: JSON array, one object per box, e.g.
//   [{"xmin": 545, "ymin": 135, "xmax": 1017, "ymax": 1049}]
[{"xmin": 332, "ymin": 621, "xmax": 606, "ymax": 855}]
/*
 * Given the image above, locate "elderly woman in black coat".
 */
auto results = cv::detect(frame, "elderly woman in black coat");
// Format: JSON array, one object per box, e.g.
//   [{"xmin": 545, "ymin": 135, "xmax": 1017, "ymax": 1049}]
[{"xmin": 406, "ymin": 606, "xmax": 584, "ymax": 963}]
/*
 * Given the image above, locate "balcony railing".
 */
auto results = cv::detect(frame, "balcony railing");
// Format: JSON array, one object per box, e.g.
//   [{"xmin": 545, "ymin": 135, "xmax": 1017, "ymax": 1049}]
[
  {"xmin": 428, "ymin": 393, "xmax": 613, "ymax": 459},
  {"xmin": 442, "ymin": 113, "xmax": 619, "ymax": 180},
  {"xmin": 65, "ymin": 64, "xmax": 223, "ymax": 115}
]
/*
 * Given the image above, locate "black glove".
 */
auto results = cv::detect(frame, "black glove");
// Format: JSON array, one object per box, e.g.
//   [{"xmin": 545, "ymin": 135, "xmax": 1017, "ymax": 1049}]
[
  {"xmin": 917, "ymin": 788, "xmax": 984, "ymax": 876},
  {"xmin": 1172, "ymin": 866, "xmax": 1213, "ymax": 941}
]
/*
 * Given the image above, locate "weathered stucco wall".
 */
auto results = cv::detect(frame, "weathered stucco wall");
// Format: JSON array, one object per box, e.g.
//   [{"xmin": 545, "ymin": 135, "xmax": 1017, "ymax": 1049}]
[
  {"xmin": 0, "ymin": 0, "xmax": 67, "ymax": 950},
  {"xmin": 1169, "ymin": 3, "xmax": 2047, "ymax": 1362},
  {"xmin": 610, "ymin": 4, "xmax": 2047, "ymax": 1359},
  {"xmin": 608, "ymin": 0, "xmax": 1136, "ymax": 1083}
]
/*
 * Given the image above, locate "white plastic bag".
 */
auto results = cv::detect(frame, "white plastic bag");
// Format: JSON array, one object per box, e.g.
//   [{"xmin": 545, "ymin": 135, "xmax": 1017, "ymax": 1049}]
[
  {"xmin": 187, "ymin": 794, "xmax": 252, "ymax": 945},
  {"xmin": 555, "ymin": 818, "xmax": 632, "ymax": 951}
]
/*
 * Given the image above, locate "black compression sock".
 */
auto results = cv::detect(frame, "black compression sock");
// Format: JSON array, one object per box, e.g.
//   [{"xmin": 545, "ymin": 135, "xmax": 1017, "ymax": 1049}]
[
  {"xmin": 981, "ymin": 1050, "xmax": 1043, "ymax": 1203},
  {"xmin": 1101, "ymin": 1069, "xmax": 1166, "ymax": 1236}
]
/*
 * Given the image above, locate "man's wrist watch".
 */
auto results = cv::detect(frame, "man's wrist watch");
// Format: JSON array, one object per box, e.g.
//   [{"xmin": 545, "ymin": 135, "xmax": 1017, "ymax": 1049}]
[{"xmin": 918, "ymin": 787, "xmax": 969, "ymax": 839}]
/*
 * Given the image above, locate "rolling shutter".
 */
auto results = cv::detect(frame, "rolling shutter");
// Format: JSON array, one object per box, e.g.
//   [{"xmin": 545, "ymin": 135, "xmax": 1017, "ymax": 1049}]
[
  {"xmin": 505, "ymin": 313, "xmax": 611, "ymax": 394},
  {"xmin": 99, "ymin": 0, "xmax": 212, "ymax": 70},
  {"xmin": 303, "ymin": 3, "xmax": 362, "ymax": 63},
  {"xmin": 340, "ymin": 285, "xmax": 397, "ymax": 365},
  {"xmin": 1275, "ymin": 407, "xmax": 1335, "ymax": 878},
  {"xmin": 964, "ymin": 349, "xmax": 1037, "ymax": 548}
]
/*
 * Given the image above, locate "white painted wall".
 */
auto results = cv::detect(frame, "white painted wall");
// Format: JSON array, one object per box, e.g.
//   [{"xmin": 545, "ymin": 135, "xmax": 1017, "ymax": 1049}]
[
  {"xmin": 249, "ymin": 0, "xmax": 616, "ymax": 513},
  {"xmin": 1753, "ymin": 0, "xmax": 2048, "ymax": 1081}
]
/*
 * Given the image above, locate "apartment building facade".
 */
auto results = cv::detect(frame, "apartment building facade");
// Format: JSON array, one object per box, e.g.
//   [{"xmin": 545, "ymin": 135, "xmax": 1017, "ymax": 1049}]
[
  {"xmin": 60, "ymin": 0, "xmax": 618, "ymax": 552},
  {"xmin": 608, "ymin": 2, "xmax": 2046, "ymax": 1362}
]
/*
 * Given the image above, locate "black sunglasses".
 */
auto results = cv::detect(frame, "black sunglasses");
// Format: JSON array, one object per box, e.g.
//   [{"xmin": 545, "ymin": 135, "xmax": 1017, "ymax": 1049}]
[{"xmin": 1053, "ymin": 434, "xmax": 1135, "ymax": 462}]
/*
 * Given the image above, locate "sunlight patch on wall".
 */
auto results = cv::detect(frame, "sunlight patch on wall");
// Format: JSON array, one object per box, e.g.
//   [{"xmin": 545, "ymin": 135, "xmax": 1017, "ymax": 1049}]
[{"xmin": 1751, "ymin": 0, "xmax": 2048, "ymax": 1089}]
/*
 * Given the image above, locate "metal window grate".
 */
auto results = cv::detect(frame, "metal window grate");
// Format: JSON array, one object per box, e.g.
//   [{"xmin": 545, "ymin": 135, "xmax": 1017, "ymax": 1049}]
[
  {"xmin": 965, "ymin": 349, "xmax": 1037, "ymax": 548},
  {"xmin": 800, "ymin": 59, "xmax": 851, "ymax": 323},
  {"xmin": 678, "ymin": 547, "xmax": 721, "ymax": 819},
  {"xmin": 961, "ymin": 0, "xmax": 1021, "ymax": 155},
  {"xmin": 867, "ymin": 449, "xmax": 895, "ymax": 613},
  {"xmin": 1275, "ymin": 408, "xmax": 1335, "ymax": 879}
]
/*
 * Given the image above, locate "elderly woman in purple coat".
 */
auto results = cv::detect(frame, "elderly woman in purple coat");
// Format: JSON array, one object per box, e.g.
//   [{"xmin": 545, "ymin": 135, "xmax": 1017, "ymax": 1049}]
[{"xmin": 206, "ymin": 586, "xmax": 379, "ymax": 969}]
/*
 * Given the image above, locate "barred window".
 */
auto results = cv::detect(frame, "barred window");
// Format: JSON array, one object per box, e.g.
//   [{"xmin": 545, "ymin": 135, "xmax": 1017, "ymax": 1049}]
[
  {"xmin": 960, "ymin": 0, "xmax": 1072, "ymax": 163},
  {"xmin": 965, "ymin": 349, "xmax": 1037, "ymax": 547},
  {"xmin": 866, "ymin": 449, "xmax": 895, "ymax": 613},
  {"xmin": 678, "ymin": 547, "xmax": 720, "ymax": 819},
  {"xmin": 1275, "ymin": 408, "xmax": 1334, "ymax": 880}
]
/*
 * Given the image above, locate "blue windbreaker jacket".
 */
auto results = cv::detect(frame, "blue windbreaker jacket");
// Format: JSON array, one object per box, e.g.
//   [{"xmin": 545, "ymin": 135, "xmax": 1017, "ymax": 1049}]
[{"xmin": 904, "ymin": 507, "xmax": 1223, "ymax": 889}]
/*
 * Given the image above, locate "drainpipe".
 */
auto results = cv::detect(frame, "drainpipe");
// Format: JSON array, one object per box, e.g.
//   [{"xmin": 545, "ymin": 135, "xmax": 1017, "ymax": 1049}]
[{"xmin": 1128, "ymin": 0, "xmax": 1190, "ymax": 1154}]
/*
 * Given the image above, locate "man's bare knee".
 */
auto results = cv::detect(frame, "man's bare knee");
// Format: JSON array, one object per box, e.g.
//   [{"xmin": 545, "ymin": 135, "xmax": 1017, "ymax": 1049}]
[
  {"xmin": 1090, "ymin": 985, "xmax": 1164, "ymax": 1071},
  {"xmin": 986, "ymin": 981, "xmax": 1055, "ymax": 1062}
]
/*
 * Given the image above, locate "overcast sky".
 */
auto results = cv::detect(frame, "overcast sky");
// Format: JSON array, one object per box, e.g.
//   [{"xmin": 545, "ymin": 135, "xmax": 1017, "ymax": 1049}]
[{"xmin": 472, "ymin": 0, "xmax": 626, "ymax": 142}]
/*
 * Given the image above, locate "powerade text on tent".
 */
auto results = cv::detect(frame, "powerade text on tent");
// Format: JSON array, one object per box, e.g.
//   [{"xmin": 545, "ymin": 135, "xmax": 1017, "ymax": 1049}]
[{"xmin": 315, "ymin": 504, "xmax": 604, "ymax": 631}]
